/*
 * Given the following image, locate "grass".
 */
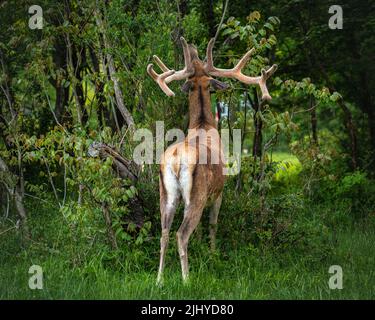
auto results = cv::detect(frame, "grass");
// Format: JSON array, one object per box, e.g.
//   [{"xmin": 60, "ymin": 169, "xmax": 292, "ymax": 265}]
[
  {"xmin": 1, "ymin": 223, "xmax": 374, "ymax": 299},
  {"xmin": 0, "ymin": 152, "xmax": 374, "ymax": 300}
]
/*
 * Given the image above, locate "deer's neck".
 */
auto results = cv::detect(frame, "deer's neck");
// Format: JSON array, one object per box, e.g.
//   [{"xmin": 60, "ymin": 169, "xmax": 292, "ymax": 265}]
[{"xmin": 188, "ymin": 85, "xmax": 216, "ymax": 130}]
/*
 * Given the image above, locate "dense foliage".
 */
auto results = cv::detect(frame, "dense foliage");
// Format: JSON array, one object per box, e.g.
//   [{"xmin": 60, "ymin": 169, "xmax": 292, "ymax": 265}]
[{"xmin": 0, "ymin": 0, "xmax": 374, "ymax": 299}]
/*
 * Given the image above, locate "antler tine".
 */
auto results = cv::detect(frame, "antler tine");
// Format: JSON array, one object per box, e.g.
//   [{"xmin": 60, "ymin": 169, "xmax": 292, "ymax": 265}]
[
  {"xmin": 147, "ymin": 64, "xmax": 176, "ymax": 96},
  {"xmin": 180, "ymin": 37, "xmax": 193, "ymax": 73},
  {"xmin": 165, "ymin": 37, "xmax": 193, "ymax": 82},
  {"xmin": 205, "ymin": 38, "xmax": 215, "ymax": 72},
  {"xmin": 204, "ymin": 37, "xmax": 278, "ymax": 101},
  {"xmin": 153, "ymin": 55, "xmax": 169, "ymax": 72},
  {"xmin": 234, "ymin": 48, "xmax": 256, "ymax": 72},
  {"xmin": 147, "ymin": 37, "xmax": 194, "ymax": 96},
  {"xmin": 258, "ymin": 64, "xmax": 278, "ymax": 101}
]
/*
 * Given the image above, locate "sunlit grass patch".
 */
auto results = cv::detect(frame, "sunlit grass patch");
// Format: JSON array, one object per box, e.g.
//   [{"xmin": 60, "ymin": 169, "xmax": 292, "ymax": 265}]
[{"xmin": 272, "ymin": 152, "xmax": 302, "ymax": 184}]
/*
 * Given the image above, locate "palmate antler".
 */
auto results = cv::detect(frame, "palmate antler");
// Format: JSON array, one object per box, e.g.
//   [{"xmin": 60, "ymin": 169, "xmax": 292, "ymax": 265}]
[
  {"xmin": 147, "ymin": 37, "xmax": 194, "ymax": 96},
  {"xmin": 204, "ymin": 38, "xmax": 278, "ymax": 101}
]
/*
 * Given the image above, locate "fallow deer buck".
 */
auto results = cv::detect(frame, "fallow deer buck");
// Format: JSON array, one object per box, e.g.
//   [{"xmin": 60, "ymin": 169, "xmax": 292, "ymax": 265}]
[{"xmin": 147, "ymin": 37, "xmax": 277, "ymax": 283}]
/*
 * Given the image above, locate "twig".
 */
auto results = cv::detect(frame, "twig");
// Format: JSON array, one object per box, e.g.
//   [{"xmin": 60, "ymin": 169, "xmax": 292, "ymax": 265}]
[
  {"xmin": 0, "ymin": 225, "xmax": 17, "ymax": 237},
  {"xmin": 292, "ymin": 101, "xmax": 320, "ymax": 115},
  {"xmin": 213, "ymin": 0, "xmax": 229, "ymax": 44},
  {"xmin": 42, "ymin": 155, "xmax": 61, "ymax": 208},
  {"xmin": 3, "ymin": 192, "xmax": 9, "ymax": 219},
  {"xmin": 118, "ymin": 125, "xmax": 130, "ymax": 149},
  {"xmin": 23, "ymin": 192, "xmax": 49, "ymax": 204},
  {"xmin": 44, "ymin": 88, "xmax": 68, "ymax": 134}
]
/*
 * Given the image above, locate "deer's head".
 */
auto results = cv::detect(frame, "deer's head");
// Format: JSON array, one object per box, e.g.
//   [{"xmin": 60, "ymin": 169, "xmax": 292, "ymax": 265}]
[{"xmin": 147, "ymin": 37, "xmax": 277, "ymax": 101}]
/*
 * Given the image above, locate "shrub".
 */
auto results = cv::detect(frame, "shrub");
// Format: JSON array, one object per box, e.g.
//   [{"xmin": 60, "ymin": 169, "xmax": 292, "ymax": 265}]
[{"xmin": 334, "ymin": 171, "xmax": 375, "ymax": 220}]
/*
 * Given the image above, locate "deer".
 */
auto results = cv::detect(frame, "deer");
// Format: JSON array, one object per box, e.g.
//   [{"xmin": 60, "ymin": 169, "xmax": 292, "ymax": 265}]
[{"xmin": 147, "ymin": 37, "xmax": 277, "ymax": 284}]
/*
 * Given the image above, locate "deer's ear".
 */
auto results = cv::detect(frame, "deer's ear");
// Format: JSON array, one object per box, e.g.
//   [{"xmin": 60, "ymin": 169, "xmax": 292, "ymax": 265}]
[
  {"xmin": 181, "ymin": 80, "xmax": 193, "ymax": 93},
  {"xmin": 210, "ymin": 79, "xmax": 229, "ymax": 91}
]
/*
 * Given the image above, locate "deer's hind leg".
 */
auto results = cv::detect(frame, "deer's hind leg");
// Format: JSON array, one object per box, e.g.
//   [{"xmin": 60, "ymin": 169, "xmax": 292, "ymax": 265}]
[
  {"xmin": 176, "ymin": 164, "xmax": 206, "ymax": 282},
  {"xmin": 157, "ymin": 168, "xmax": 180, "ymax": 285},
  {"xmin": 209, "ymin": 192, "xmax": 222, "ymax": 252},
  {"xmin": 176, "ymin": 201, "xmax": 205, "ymax": 283}
]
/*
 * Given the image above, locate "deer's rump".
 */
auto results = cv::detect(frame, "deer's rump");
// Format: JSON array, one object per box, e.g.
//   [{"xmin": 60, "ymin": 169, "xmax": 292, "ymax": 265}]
[{"xmin": 160, "ymin": 141, "xmax": 225, "ymax": 206}]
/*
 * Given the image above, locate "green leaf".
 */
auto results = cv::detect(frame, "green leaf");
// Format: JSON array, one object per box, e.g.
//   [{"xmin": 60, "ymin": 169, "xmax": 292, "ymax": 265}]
[
  {"xmin": 222, "ymin": 28, "xmax": 232, "ymax": 36},
  {"xmin": 259, "ymin": 29, "xmax": 266, "ymax": 37},
  {"xmin": 264, "ymin": 23, "xmax": 274, "ymax": 31},
  {"xmin": 330, "ymin": 91, "xmax": 342, "ymax": 102}
]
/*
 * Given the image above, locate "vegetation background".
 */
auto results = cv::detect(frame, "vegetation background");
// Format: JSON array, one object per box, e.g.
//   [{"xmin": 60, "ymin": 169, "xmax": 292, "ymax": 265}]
[{"xmin": 0, "ymin": 0, "xmax": 374, "ymax": 299}]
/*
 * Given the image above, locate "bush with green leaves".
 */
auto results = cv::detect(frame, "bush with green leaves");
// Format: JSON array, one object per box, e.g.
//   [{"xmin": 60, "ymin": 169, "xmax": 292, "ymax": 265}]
[
  {"xmin": 20, "ymin": 126, "xmax": 152, "ymax": 254},
  {"xmin": 219, "ymin": 178, "xmax": 332, "ymax": 262}
]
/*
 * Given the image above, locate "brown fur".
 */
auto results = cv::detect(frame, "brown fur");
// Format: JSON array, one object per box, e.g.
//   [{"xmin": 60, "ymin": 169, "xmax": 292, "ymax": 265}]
[
  {"xmin": 157, "ymin": 48, "xmax": 225, "ymax": 283},
  {"xmin": 149, "ymin": 37, "xmax": 277, "ymax": 284}
]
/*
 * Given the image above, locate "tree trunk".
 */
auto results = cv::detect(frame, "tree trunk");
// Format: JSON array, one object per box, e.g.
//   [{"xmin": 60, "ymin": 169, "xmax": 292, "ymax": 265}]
[
  {"xmin": 236, "ymin": 89, "xmax": 249, "ymax": 191},
  {"xmin": 95, "ymin": 6, "xmax": 135, "ymax": 130},
  {"xmin": 0, "ymin": 53, "xmax": 29, "ymax": 239},
  {"xmin": 88, "ymin": 46, "xmax": 113, "ymax": 128},
  {"xmin": 252, "ymin": 89, "xmax": 263, "ymax": 158},
  {"xmin": 207, "ymin": 0, "xmax": 216, "ymax": 37},
  {"xmin": 63, "ymin": 2, "xmax": 88, "ymax": 127},
  {"xmin": 338, "ymin": 98, "xmax": 358, "ymax": 170},
  {"xmin": 106, "ymin": 55, "xmax": 135, "ymax": 129},
  {"xmin": 54, "ymin": 79, "xmax": 69, "ymax": 123},
  {"xmin": 72, "ymin": 43, "xmax": 88, "ymax": 124},
  {"xmin": 0, "ymin": 157, "xmax": 29, "ymax": 238}
]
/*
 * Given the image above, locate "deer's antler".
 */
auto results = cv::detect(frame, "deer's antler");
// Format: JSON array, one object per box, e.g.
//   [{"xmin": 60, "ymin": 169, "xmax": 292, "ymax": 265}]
[
  {"xmin": 147, "ymin": 37, "xmax": 194, "ymax": 96},
  {"xmin": 204, "ymin": 38, "xmax": 278, "ymax": 101}
]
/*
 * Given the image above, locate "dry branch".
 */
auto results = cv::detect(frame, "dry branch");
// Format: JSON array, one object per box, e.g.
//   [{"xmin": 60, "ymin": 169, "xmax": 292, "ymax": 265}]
[{"xmin": 88, "ymin": 142, "xmax": 144, "ymax": 228}]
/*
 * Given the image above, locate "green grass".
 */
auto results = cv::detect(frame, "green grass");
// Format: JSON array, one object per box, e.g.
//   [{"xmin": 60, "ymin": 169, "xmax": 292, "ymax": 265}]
[
  {"xmin": 0, "ymin": 225, "xmax": 374, "ymax": 299},
  {"xmin": 1, "ymin": 153, "xmax": 374, "ymax": 300}
]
